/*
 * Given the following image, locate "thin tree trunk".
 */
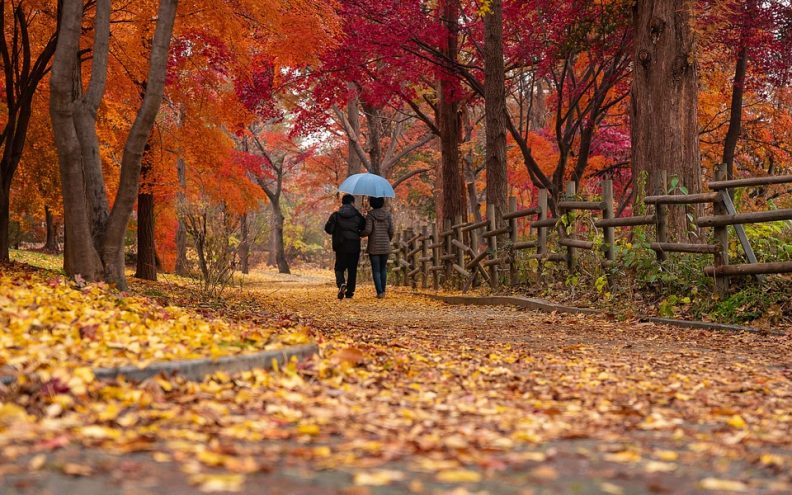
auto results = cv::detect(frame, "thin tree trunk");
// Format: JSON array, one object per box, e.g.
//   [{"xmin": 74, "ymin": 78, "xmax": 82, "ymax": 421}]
[
  {"xmin": 44, "ymin": 205, "xmax": 59, "ymax": 252},
  {"xmin": 483, "ymin": 0, "xmax": 508, "ymax": 217},
  {"xmin": 134, "ymin": 161, "xmax": 156, "ymax": 280},
  {"xmin": 438, "ymin": 0, "xmax": 465, "ymax": 226},
  {"xmin": 362, "ymin": 103, "xmax": 383, "ymax": 175},
  {"xmin": 100, "ymin": 0, "xmax": 179, "ymax": 288},
  {"xmin": 0, "ymin": 183, "xmax": 9, "ymax": 262},
  {"xmin": 239, "ymin": 212, "xmax": 250, "ymax": 274},
  {"xmin": 271, "ymin": 202, "xmax": 290, "ymax": 274},
  {"xmin": 631, "ymin": 0, "xmax": 701, "ymax": 241},
  {"xmin": 175, "ymin": 157, "xmax": 188, "ymax": 275},
  {"xmin": 0, "ymin": 0, "xmax": 59, "ymax": 263},
  {"xmin": 722, "ymin": 46, "xmax": 747, "ymax": 181},
  {"xmin": 347, "ymin": 84, "xmax": 363, "ymax": 175}
]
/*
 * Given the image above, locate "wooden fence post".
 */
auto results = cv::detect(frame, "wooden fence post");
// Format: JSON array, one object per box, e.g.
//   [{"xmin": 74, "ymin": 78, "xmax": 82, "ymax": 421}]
[
  {"xmin": 508, "ymin": 196, "xmax": 518, "ymax": 285},
  {"xmin": 713, "ymin": 164, "xmax": 730, "ymax": 295},
  {"xmin": 602, "ymin": 179, "xmax": 615, "ymax": 262},
  {"xmin": 564, "ymin": 182, "xmax": 576, "ymax": 270},
  {"xmin": 431, "ymin": 223, "xmax": 440, "ymax": 290},
  {"xmin": 487, "ymin": 204, "xmax": 499, "ymax": 289},
  {"xmin": 538, "ymin": 188, "xmax": 548, "ymax": 258},
  {"xmin": 421, "ymin": 224, "xmax": 429, "ymax": 289},
  {"xmin": 393, "ymin": 231, "xmax": 401, "ymax": 286},
  {"xmin": 655, "ymin": 171, "xmax": 668, "ymax": 261},
  {"xmin": 443, "ymin": 219, "xmax": 453, "ymax": 284},
  {"xmin": 455, "ymin": 215, "xmax": 465, "ymax": 290},
  {"xmin": 405, "ymin": 227, "xmax": 414, "ymax": 287}
]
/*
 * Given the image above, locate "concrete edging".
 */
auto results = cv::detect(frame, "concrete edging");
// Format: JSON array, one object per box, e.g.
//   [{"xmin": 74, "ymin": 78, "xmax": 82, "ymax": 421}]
[
  {"xmin": 413, "ymin": 291, "xmax": 779, "ymax": 335},
  {"xmin": 0, "ymin": 343, "xmax": 319, "ymax": 387}
]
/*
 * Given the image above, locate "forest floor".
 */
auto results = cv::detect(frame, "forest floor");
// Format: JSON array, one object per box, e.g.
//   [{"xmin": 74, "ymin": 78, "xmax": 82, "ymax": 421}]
[{"xmin": 1, "ymin": 253, "xmax": 791, "ymax": 494}]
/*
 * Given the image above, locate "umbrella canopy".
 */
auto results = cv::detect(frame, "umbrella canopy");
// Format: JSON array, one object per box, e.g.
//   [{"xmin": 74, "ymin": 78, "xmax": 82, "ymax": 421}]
[{"xmin": 338, "ymin": 173, "xmax": 395, "ymax": 198}]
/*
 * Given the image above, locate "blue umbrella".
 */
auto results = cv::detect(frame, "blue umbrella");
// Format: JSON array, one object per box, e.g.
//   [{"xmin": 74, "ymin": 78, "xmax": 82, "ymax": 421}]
[{"xmin": 338, "ymin": 173, "xmax": 395, "ymax": 198}]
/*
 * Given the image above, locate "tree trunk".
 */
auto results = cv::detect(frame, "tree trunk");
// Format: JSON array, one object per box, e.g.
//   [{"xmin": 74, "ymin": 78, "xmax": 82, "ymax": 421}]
[
  {"xmin": 631, "ymin": 0, "xmax": 701, "ymax": 241},
  {"xmin": 134, "ymin": 159, "xmax": 157, "ymax": 280},
  {"xmin": 239, "ymin": 212, "xmax": 250, "ymax": 274},
  {"xmin": 99, "ymin": 0, "xmax": 178, "ymax": 289},
  {"xmin": 175, "ymin": 157, "xmax": 188, "ymax": 275},
  {"xmin": 362, "ymin": 103, "xmax": 383, "ymax": 175},
  {"xmin": 483, "ymin": 0, "xmax": 508, "ymax": 217},
  {"xmin": 44, "ymin": 205, "xmax": 59, "ymax": 252},
  {"xmin": 0, "ymin": 182, "xmax": 9, "ymax": 262},
  {"xmin": 0, "ymin": 1, "xmax": 60, "ymax": 264},
  {"xmin": 722, "ymin": 46, "xmax": 747, "ymax": 181},
  {"xmin": 271, "ymin": 202, "xmax": 290, "ymax": 274},
  {"xmin": 50, "ymin": 0, "xmax": 103, "ymax": 281},
  {"xmin": 347, "ymin": 84, "xmax": 363, "ymax": 175},
  {"xmin": 438, "ymin": 0, "xmax": 465, "ymax": 226}
]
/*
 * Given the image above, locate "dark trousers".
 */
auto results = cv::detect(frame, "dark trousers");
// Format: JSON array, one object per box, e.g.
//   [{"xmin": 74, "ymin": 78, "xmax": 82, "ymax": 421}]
[
  {"xmin": 334, "ymin": 251, "xmax": 360, "ymax": 296},
  {"xmin": 370, "ymin": 254, "xmax": 389, "ymax": 295}
]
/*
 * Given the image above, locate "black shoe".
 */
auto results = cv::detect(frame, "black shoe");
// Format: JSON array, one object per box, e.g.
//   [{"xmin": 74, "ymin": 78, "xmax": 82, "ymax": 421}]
[
  {"xmin": 345, "ymin": 293, "xmax": 354, "ymax": 299},
  {"xmin": 337, "ymin": 283, "xmax": 346, "ymax": 300}
]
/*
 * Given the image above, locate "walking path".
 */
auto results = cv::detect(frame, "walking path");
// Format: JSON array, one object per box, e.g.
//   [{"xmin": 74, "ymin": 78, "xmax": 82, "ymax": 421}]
[{"xmin": 2, "ymin": 270, "xmax": 790, "ymax": 494}]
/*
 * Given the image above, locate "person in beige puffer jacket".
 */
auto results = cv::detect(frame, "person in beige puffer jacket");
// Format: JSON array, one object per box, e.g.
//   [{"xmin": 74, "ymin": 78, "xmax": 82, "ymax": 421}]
[{"xmin": 361, "ymin": 196, "xmax": 393, "ymax": 298}]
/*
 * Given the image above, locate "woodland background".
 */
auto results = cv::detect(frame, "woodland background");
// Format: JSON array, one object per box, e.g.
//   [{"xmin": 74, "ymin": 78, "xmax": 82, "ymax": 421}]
[{"xmin": 1, "ymin": 0, "xmax": 790, "ymax": 309}]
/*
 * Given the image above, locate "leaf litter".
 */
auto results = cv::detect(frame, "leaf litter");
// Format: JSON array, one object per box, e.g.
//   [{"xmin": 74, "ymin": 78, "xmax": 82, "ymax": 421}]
[{"xmin": 0, "ymin": 264, "xmax": 790, "ymax": 493}]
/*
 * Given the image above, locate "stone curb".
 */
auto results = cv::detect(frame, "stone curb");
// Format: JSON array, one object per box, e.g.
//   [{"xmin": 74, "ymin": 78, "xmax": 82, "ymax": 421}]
[
  {"xmin": 0, "ymin": 343, "xmax": 319, "ymax": 387},
  {"xmin": 412, "ymin": 291, "xmax": 782, "ymax": 336}
]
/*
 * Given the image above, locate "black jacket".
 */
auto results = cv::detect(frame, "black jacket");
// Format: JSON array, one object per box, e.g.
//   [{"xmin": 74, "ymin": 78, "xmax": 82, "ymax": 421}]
[{"xmin": 324, "ymin": 204, "xmax": 365, "ymax": 253}]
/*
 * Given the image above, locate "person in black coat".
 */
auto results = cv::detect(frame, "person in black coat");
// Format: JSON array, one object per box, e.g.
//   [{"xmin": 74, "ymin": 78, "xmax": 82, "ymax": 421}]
[{"xmin": 324, "ymin": 194, "xmax": 365, "ymax": 299}]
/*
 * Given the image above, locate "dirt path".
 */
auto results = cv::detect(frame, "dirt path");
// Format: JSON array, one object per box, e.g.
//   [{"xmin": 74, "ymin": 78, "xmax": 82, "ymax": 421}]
[{"xmin": 3, "ymin": 271, "xmax": 791, "ymax": 495}]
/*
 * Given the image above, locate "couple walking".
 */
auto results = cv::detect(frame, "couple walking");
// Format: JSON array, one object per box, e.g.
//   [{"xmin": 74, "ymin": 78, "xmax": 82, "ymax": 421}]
[{"xmin": 324, "ymin": 194, "xmax": 393, "ymax": 300}]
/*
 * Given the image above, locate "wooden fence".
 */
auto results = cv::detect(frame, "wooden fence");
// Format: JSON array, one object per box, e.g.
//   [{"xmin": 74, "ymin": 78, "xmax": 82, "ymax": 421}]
[{"xmin": 388, "ymin": 167, "xmax": 792, "ymax": 295}]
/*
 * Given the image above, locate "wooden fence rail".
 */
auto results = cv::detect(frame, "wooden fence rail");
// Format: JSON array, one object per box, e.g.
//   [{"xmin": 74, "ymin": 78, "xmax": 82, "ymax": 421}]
[{"xmin": 388, "ymin": 170, "xmax": 792, "ymax": 295}]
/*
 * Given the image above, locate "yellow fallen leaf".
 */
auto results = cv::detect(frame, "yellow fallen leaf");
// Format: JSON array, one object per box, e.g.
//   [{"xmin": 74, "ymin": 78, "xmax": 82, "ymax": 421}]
[
  {"xmin": 353, "ymin": 470, "xmax": 405, "ymax": 486},
  {"xmin": 604, "ymin": 450, "xmax": 641, "ymax": 463},
  {"xmin": 297, "ymin": 423, "xmax": 320, "ymax": 436},
  {"xmin": 644, "ymin": 461, "xmax": 677, "ymax": 473},
  {"xmin": 62, "ymin": 463, "xmax": 93, "ymax": 476},
  {"xmin": 28, "ymin": 454, "xmax": 46, "ymax": 471},
  {"xmin": 191, "ymin": 473, "xmax": 245, "ymax": 493},
  {"xmin": 600, "ymin": 482, "xmax": 624, "ymax": 495},
  {"xmin": 759, "ymin": 453, "xmax": 784, "ymax": 467},
  {"xmin": 436, "ymin": 469, "xmax": 482, "ymax": 483},
  {"xmin": 655, "ymin": 450, "xmax": 679, "ymax": 462},
  {"xmin": 700, "ymin": 478, "xmax": 748, "ymax": 492},
  {"xmin": 726, "ymin": 415, "xmax": 747, "ymax": 429}
]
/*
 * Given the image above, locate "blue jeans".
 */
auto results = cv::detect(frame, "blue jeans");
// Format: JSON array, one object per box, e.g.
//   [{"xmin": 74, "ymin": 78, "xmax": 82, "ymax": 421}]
[{"xmin": 369, "ymin": 254, "xmax": 389, "ymax": 295}]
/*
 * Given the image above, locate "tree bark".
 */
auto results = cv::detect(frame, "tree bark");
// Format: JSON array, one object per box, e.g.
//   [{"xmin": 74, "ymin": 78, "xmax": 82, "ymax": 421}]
[
  {"xmin": 271, "ymin": 202, "xmax": 290, "ymax": 274},
  {"xmin": 174, "ymin": 157, "xmax": 188, "ymax": 275},
  {"xmin": 0, "ymin": 1, "xmax": 59, "ymax": 263},
  {"xmin": 50, "ymin": 0, "xmax": 103, "ymax": 280},
  {"xmin": 100, "ymin": 0, "xmax": 178, "ymax": 288},
  {"xmin": 239, "ymin": 212, "xmax": 250, "ymax": 274},
  {"xmin": 134, "ymin": 161, "xmax": 157, "ymax": 280},
  {"xmin": 0, "ymin": 182, "xmax": 9, "ymax": 262},
  {"xmin": 722, "ymin": 46, "xmax": 747, "ymax": 181},
  {"xmin": 483, "ymin": 0, "xmax": 508, "ymax": 217},
  {"xmin": 44, "ymin": 205, "xmax": 59, "ymax": 252},
  {"xmin": 631, "ymin": 0, "xmax": 702, "ymax": 241},
  {"xmin": 438, "ymin": 0, "xmax": 465, "ymax": 226},
  {"xmin": 347, "ymin": 84, "xmax": 363, "ymax": 175}
]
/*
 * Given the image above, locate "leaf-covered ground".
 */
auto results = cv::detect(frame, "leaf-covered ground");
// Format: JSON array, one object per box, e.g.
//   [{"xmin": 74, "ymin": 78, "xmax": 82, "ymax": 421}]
[{"xmin": 1, "ymin": 257, "xmax": 790, "ymax": 494}]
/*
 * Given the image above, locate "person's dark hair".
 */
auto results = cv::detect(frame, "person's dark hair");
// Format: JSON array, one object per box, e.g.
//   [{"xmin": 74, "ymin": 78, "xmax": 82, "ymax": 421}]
[
  {"xmin": 369, "ymin": 196, "xmax": 385, "ymax": 209},
  {"xmin": 341, "ymin": 194, "xmax": 355, "ymax": 205}
]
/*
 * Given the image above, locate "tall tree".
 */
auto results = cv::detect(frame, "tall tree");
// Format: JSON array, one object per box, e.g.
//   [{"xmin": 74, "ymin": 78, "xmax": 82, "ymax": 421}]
[
  {"xmin": 632, "ymin": 0, "xmax": 701, "ymax": 240},
  {"xmin": 0, "ymin": 0, "xmax": 58, "ymax": 262},
  {"xmin": 438, "ymin": 0, "xmax": 465, "ymax": 225},
  {"xmin": 50, "ymin": 0, "xmax": 178, "ymax": 287},
  {"xmin": 482, "ymin": 0, "xmax": 507, "ymax": 217}
]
